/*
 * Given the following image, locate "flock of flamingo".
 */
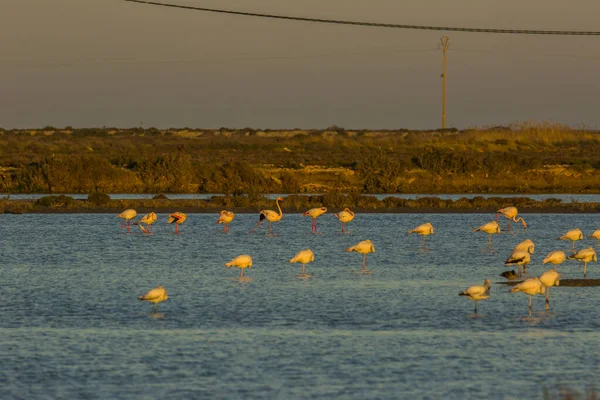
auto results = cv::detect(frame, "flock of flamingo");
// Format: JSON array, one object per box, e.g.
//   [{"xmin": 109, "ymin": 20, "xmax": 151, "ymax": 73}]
[{"xmin": 123, "ymin": 201, "xmax": 599, "ymax": 317}]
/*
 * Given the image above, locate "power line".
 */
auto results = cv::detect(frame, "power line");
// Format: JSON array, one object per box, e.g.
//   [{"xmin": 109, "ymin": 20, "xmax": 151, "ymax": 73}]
[{"xmin": 124, "ymin": 0, "xmax": 600, "ymax": 36}]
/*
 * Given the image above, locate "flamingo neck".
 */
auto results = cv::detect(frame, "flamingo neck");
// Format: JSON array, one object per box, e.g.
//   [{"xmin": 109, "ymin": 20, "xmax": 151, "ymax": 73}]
[{"xmin": 276, "ymin": 198, "xmax": 282, "ymax": 217}]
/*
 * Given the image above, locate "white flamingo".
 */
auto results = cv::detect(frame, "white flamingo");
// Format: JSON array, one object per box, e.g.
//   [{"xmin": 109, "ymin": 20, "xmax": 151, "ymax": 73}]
[
  {"xmin": 289, "ymin": 249, "xmax": 315, "ymax": 277},
  {"xmin": 408, "ymin": 222, "xmax": 434, "ymax": 250},
  {"xmin": 509, "ymin": 278, "xmax": 545, "ymax": 317},
  {"xmin": 334, "ymin": 208, "xmax": 355, "ymax": 232},
  {"xmin": 539, "ymin": 270, "xmax": 560, "ymax": 310},
  {"xmin": 346, "ymin": 240, "xmax": 376, "ymax": 272},
  {"xmin": 542, "ymin": 250, "xmax": 566, "ymax": 271},
  {"xmin": 505, "ymin": 250, "xmax": 531, "ymax": 277},
  {"xmin": 138, "ymin": 285, "xmax": 168, "ymax": 313},
  {"xmin": 117, "ymin": 209, "xmax": 137, "ymax": 232},
  {"xmin": 249, "ymin": 197, "xmax": 283, "ymax": 235},
  {"xmin": 302, "ymin": 207, "xmax": 327, "ymax": 233},
  {"xmin": 559, "ymin": 228, "xmax": 584, "ymax": 250},
  {"xmin": 473, "ymin": 221, "xmax": 500, "ymax": 249},
  {"xmin": 459, "ymin": 279, "xmax": 491, "ymax": 314},
  {"xmin": 496, "ymin": 206, "xmax": 527, "ymax": 231},
  {"xmin": 225, "ymin": 255, "xmax": 253, "ymax": 279},
  {"xmin": 568, "ymin": 247, "xmax": 597, "ymax": 278}
]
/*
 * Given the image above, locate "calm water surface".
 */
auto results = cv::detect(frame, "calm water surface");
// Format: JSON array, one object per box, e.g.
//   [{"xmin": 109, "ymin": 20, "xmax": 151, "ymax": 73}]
[{"xmin": 1, "ymin": 213, "xmax": 600, "ymax": 399}]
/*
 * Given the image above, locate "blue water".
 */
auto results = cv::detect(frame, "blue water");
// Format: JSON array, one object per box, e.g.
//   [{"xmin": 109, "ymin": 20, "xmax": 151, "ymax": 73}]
[
  {"xmin": 7, "ymin": 192, "xmax": 600, "ymax": 202},
  {"xmin": 1, "ymin": 213, "xmax": 599, "ymax": 399}
]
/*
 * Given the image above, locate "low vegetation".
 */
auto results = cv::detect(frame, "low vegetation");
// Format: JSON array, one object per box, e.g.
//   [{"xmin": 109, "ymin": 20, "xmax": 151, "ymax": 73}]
[{"xmin": 1, "ymin": 122, "xmax": 600, "ymax": 195}]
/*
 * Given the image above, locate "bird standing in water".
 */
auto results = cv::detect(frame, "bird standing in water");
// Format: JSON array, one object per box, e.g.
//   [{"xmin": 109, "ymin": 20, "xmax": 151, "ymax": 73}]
[
  {"xmin": 558, "ymin": 228, "xmax": 584, "ymax": 250},
  {"xmin": 568, "ymin": 247, "xmax": 597, "ymax": 278},
  {"xmin": 346, "ymin": 240, "xmax": 376, "ymax": 273},
  {"xmin": 225, "ymin": 255, "xmax": 253, "ymax": 280},
  {"xmin": 289, "ymin": 249, "xmax": 315, "ymax": 278},
  {"xmin": 117, "ymin": 209, "xmax": 137, "ymax": 232},
  {"xmin": 542, "ymin": 250, "xmax": 566, "ymax": 271},
  {"xmin": 459, "ymin": 279, "xmax": 491, "ymax": 314},
  {"xmin": 408, "ymin": 222, "xmax": 434, "ymax": 250},
  {"xmin": 249, "ymin": 197, "xmax": 284, "ymax": 235},
  {"xmin": 509, "ymin": 278, "xmax": 545, "ymax": 317},
  {"xmin": 539, "ymin": 270, "xmax": 560, "ymax": 310},
  {"xmin": 138, "ymin": 285, "xmax": 168, "ymax": 313},
  {"xmin": 334, "ymin": 208, "xmax": 355, "ymax": 233},
  {"xmin": 473, "ymin": 221, "xmax": 500, "ymax": 249},
  {"xmin": 217, "ymin": 210, "xmax": 235, "ymax": 232},
  {"xmin": 138, "ymin": 212, "xmax": 157, "ymax": 234},
  {"xmin": 496, "ymin": 207, "xmax": 527, "ymax": 232},
  {"xmin": 167, "ymin": 212, "xmax": 187, "ymax": 234},
  {"xmin": 302, "ymin": 207, "xmax": 327, "ymax": 233}
]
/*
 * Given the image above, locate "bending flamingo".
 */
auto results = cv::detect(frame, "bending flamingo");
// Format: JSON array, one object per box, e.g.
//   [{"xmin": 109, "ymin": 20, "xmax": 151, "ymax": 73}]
[
  {"xmin": 509, "ymin": 278, "xmax": 545, "ymax": 317},
  {"xmin": 512, "ymin": 239, "xmax": 534, "ymax": 255},
  {"xmin": 542, "ymin": 250, "xmax": 566, "ymax": 271},
  {"xmin": 459, "ymin": 279, "xmax": 491, "ymax": 314},
  {"xmin": 167, "ymin": 212, "xmax": 187, "ymax": 234},
  {"xmin": 539, "ymin": 270, "xmax": 560, "ymax": 310},
  {"xmin": 138, "ymin": 212, "xmax": 157, "ymax": 233},
  {"xmin": 496, "ymin": 206, "xmax": 527, "ymax": 232},
  {"xmin": 346, "ymin": 240, "xmax": 376, "ymax": 273},
  {"xmin": 249, "ymin": 197, "xmax": 283, "ymax": 235},
  {"xmin": 408, "ymin": 222, "xmax": 434, "ymax": 250},
  {"xmin": 588, "ymin": 229, "xmax": 600, "ymax": 242},
  {"xmin": 505, "ymin": 250, "xmax": 531, "ymax": 277},
  {"xmin": 558, "ymin": 228, "xmax": 583, "ymax": 250},
  {"xmin": 225, "ymin": 254, "xmax": 253, "ymax": 279},
  {"xmin": 217, "ymin": 210, "xmax": 235, "ymax": 232},
  {"xmin": 568, "ymin": 247, "xmax": 597, "ymax": 278},
  {"xmin": 303, "ymin": 207, "xmax": 327, "ymax": 233},
  {"xmin": 289, "ymin": 249, "xmax": 315, "ymax": 277},
  {"xmin": 334, "ymin": 208, "xmax": 355, "ymax": 233},
  {"xmin": 138, "ymin": 285, "xmax": 168, "ymax": 313},
  {"xmin": 473, "ymin": 221, "xmax": 500, "ymax": 249},
  {"xmin": 117, "ymin": 209, "xmax": 137, "ymax": 232}
]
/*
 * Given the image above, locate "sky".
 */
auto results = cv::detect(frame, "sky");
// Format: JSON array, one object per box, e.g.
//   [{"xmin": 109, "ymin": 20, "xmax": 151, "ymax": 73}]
[{"xmin": 1, "ymin": 0, "xmax": 599, "ymax": 130}]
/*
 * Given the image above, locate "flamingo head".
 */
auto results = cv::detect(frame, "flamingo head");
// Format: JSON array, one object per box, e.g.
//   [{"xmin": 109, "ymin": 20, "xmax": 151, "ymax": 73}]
[
  {"xmin": 277, "ymin": 197, "xmax": 284, "ymax": 202},
  {"xmin": 522, "ymin": 220, "xmax": 527, "ymax": 229}
]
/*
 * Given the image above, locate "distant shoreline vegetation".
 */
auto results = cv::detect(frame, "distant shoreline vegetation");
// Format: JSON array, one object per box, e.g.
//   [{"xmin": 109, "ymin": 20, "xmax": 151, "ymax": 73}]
[
  {"xmin": 1, "ymin": 193, "xmax": 600, "ymax": 214},
  {"xmin": 1, "ymin": 122, "xmax": 600, "ymax": 196}
]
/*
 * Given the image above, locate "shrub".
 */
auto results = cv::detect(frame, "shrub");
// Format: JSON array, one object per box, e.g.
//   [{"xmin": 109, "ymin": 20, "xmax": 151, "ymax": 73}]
[{"xmin": 88, "ymin": 192, "xmax": 111, "ymax": 206}]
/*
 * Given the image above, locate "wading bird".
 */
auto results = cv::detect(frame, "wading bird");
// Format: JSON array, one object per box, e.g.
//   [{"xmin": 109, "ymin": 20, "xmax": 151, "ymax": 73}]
[
  {"xmin": 496, "ymin": 206, "xmax": 527, "ymax": 231},
  {"xmin": 505, "ymin": 250, "xmax": 531, "ymax": 277},
  {"xmin": 539, "ymin": 270, "xmax": 560, "ymax": 310},
  {"xmin": 289, "ymin": 249, "xmax": 315, "ymax": 277},
  {"xmin": 249, "ymin": 197, "xmax": 284, "ymax": 235},
  {"xmin": 117, "ymin": 209, "xmax": 137, "ymax": 232},
  {"xmin": 217, "ymin": 210, "xmax": 235, "ymax": 232},
  {"xmin": 167, "ymin": 212, "xmax": 187, "ymax": 234},
  {"xmin": 138, "ymin": 285, "xmax": 168, "ymax": 313},
  {"xmin": 138, "ymin": 212, "xmax": 157, "ymax": 233},
  {"xmin": 346, "ymin": 240, "xmax": 376, "ymax": 272},
  {"xmin": 302, "ymin": 207, "xmax": 327, "ymax": 233},
  {"xmin": 225, "ymin": 254, "xmax": 253, "ymax": 279},
  {"xmin": 588, "ymin": 229, "xmax": 600, "ymax": 242},
  {"xmin": 568, "ymin": 247, "xmax": 597, "ymax": 278},
  {"xmin": 559, "ymin": 228, "xmax": 584, "ymax": 250},
  {"xmin": 500, "ymin": 270, "xmax": 519, "ymax": 280},
  {"xmin": 512, "ymin": 239, "xmax": 534, "ymax": 255},
  {"xmin": 334, "ymin": 208, "xmax": 355, "ymax": 233},
  {"xmin": 473, "ymin": 221, "xmax": 500, "ymax": 249},
  {"xmin": 459, "ymin": 279, "xmax": 491, "ymax": 314},
  {"xmin": 543, "ymin": 250, "xmax": 566, "ymax": 271},
  {"xmin": 408, "ymin": 222, "xmax": 434, "ymax": 250},
  {"xmin": 509, "ymin": 278, "xmax": 545, "ymax": 317}
]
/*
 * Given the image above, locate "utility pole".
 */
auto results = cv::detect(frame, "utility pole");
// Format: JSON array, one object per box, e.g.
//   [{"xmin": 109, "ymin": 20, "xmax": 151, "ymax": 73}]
[{"xmin": 440, "ymin": 36, "xmax": 449, "ymax": 129}]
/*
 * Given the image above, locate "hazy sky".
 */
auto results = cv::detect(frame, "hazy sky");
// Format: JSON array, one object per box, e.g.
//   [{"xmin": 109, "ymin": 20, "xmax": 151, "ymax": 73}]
[{"xmin": 1, "ymin": 0, "xmax": 599, "ymax": 129}]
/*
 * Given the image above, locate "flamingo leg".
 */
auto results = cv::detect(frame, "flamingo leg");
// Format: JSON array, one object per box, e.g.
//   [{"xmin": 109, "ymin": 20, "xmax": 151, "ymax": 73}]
[
  {"xmin": 488, "ymin": 235, "xmax": 492, "ymax": 249},
  {"xmin": 554, "ymin": 264, "xmax": 557, "ymax": 271},
  {"xmin": 474, "ymin": 302, "xmax": 478, "ymax": 314},
  {"xmin": 572, "ymin": 241, "xmax": 575, "ymax": 250},
  {"xmin": 268, "ymin": 222, "xmax": 273, "ymax": 235},
  {"xmin": 528, "ymin": 295, "xmax": 533, "ymax": 317},
  {"xmin": 312, "ymin": 218, "xmax": 316, "ymax": 233},
  {"xmin": 153, "ymin": 303, "xmax": 157, "ymax": 313},
  {"xmin": 127, "ymin": 220, "xmax": 131, "ymax": 233},
  {"xmin": 175, "ymin": 223, "xmax": 179, "ymax": 234},
  {"xmin": 421, "ymin": 235, "xmax": 425, "ymax": 249},
  {"xmin": 545, "ymin": 288, "xmax": 550, "ymax": 310},
  {"xmin": 225, "ymin": 223, "xmax": 229, "ymax": 233},
  {"xmin": 584, "ymin": 262, "xmax": 587, "ymax": 278},
  {"xmin": 240, "ymin": 268, "xmax": 244, "ymax": 278},
  {"xmin": 121, "ymin": 221, "xmax": 125, "ymax": 228},
  {"xmin": 507, "ymin": 220, "xmax": 511, "ymax": 232},
  {"xmin": 302, "ymin": 264, "xmax": 306, "ymax": 275},
  {"xmin": 362, "ymin": 253, "xmax": 367, "ymax": 271},
  {"xmin": 341, "ymin": 222, "xmax": 345, "ymax": 233}
]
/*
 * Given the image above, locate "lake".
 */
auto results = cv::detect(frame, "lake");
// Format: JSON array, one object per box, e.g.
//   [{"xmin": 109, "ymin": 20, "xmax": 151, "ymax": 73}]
[{"xmin": 1, "ymin": 212, "xmax": 599, "ymax": 399}]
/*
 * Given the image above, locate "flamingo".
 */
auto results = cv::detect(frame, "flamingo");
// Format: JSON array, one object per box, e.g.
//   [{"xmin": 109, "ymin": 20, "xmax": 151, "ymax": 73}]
[
  {"xmin": 539, "ymin": 270, "xmax": 560, "ymax": 310},
  {"xmin": 138, "ymin": 285, "xmax": 168, "ymax": 313},
  {"xmin": 542, "ymin": 250, "xmax": 566, "ymax": 271},
  {"xmin": 289, "ymin": 249, "xmax": 315, "ymax": 277},
  {"xmin": 587, "ymin": 229, "xmax": 600, "ymax": 242},
  {"xmin": 217, "ymin": 210, "xmax": 234, "ymax": 232},
  {"xmin": 559, "ymin": 228, "xmax": 583, "ymax": 250},
  {"xmin": 167, "ymin": 212, "xmax": 187, "ymax": 234},
  {"xmin": 496, "ymin": 206, "xmax": 527, "ymax": 232},
  {"xmin": 346, "ymin": 240, "xmax": 376, "ymax": 272},
  {"xmin": 509, "ymin": 277, "xmax": 545, "ymax": 317},
  {"xmin": 512, "ymin": 239, "xmax": 535, "ymax": 255},
  {"xmin": 334, "ymin": 208, "xmax": 355, "ymax": 233},
  {"xmin": 459, "ymin": 279, "xmax": 490, "ymax": 314},
  {"xmin": 505, "ymin": 250, "xmax": 531, "ymax": 277},
  {"xmin": 225, "ymin": 254, "xmax": 253, "ymax": 279},
  {"xmin": 473, "ymin": 221, "xmax": 500, "ymax": 249},
  {"xmin": 138, "ymin": 212, "xmax": 157, "ymax": 233},
  {"xmin": 117, "ymin": 209, "xmax": 137, "ymax": 232},
  {"xmin": 568, "ymin": 247, "xmax": 597, "ymax": 278},
  {"xmin": 408, "ymin": 222, "xmax": 434, "ymax": 250},
  {"xmin": 303, "ymin": 207, "xmax": 327, "ymax": 233},
  {"xmin": 249, "ymin": 197, "xmax": 283, "ymax": 235}
]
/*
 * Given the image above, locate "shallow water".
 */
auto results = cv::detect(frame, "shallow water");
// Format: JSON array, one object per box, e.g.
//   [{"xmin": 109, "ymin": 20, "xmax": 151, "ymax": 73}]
[
  {"xmin": 7, "ymin": 192, "xmax": 600, "ymax": 202},
  {"xmin": 1, "ymin": 213, "xmax": 600, "ymax": 399}
]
